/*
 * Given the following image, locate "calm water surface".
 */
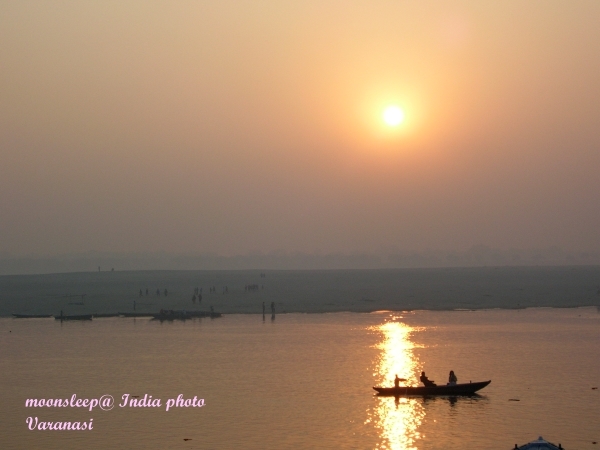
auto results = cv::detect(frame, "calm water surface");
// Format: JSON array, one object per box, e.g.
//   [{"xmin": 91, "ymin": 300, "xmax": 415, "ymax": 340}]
[{"xmin": 1, "ymin": 308, "xmax": 598, "ymax": 449}]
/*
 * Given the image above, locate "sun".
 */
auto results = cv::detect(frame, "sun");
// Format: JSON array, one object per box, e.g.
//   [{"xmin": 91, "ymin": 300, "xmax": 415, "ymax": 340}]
[{"xmin": 382, "ymin": 105, "xmax": 405, "ymax": 127}]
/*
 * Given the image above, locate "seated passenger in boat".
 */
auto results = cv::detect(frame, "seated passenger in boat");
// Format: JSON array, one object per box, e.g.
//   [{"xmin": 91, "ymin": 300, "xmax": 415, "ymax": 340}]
[
  {"xmin": 448, "ymin": 370, "xmax": 458, "ymax": 385},
  {"xmin": 420, "ymin": 371, "xmax": 437, "ymax": 387}
]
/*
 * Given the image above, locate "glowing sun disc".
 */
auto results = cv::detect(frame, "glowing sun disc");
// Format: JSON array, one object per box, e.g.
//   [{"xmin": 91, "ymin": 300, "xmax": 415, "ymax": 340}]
[{"xmin": 383, "ymin": 106, "xmax": 405, "ymax": 126}]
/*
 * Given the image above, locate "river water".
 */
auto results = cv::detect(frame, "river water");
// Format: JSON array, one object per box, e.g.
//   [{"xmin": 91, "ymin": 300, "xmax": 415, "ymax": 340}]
[{"xmin": 1, "ymin": 307, "xmax": 598, "ymax": 449}]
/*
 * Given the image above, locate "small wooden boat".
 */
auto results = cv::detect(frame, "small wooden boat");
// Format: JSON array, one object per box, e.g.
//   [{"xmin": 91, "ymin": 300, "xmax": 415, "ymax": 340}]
[
  {"xmin": 513, "ymin": 436, "xmax": 564, "ymax": 449},
  {"xmin": 187, "ymin": 310, "xmax": 212, "ymax": 318},
  {"xmin": 118, "ymin": 312, "xmax": 154, "ymax": 317},
  {"xmin": 151, "ymin": 310, "xmax": 222, "ymax": 321},
  {"xmin": 152, "ymin": 310, "xmax": 192, "ymax": 321},
  {"xmin": 187, "ymin": 310, "xmax": 222, "ymax": 318},
  {"xmin": 373, "ymin": 380, "xmax": 491, "ymax": 396},
  {"xmin": 55, "ymin": 313, "xmax": 93, "ymax": 321},
  {"xmin": 12, "ymin": 314, "xmax": 53, "ymax": 318}
]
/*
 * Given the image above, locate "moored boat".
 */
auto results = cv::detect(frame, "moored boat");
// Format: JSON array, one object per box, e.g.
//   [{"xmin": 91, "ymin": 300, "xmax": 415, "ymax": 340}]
[
  {"xmin": 373, "ymin": 380, "xmax": 491, "ymax": 396},
  {"xmin": 187, "ymin": 310, "xmax": 214, "ymax": 318},
  {"xmin": 151, "ymin": 310, "xmax": 222, "ymax": 321},
  {"xmin": 152, "ymin": 310, "xmax": 192, "ymax": 321},
  {"xmin": 189, "ymin": 310, "xmax": 222, "ymax": 318},
  {"xmin": 55, "ymin": 312, "xmax": 93, "ymax": 321},
  {"xmin": 12, "ymin": 314, "xmax": 53, "ymax": 318},
  {"xmin": 513, "ymin": 436, "xmax": 564, "ymax": 449},
  {"xmin": 118, "ymin": 312, "xmax": 154, "ymax": 317}
]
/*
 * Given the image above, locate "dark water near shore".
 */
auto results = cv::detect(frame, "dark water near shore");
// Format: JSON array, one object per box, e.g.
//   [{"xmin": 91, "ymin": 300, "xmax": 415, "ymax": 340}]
[{"xmin": 1, "ymin": 266, "xmax": 599, "ymax": 316}]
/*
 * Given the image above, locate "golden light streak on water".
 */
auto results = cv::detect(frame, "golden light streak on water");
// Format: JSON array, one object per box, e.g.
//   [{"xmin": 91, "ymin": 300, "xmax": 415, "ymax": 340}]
[{"xmin": 366, "ymin": 316, "xmax": 426, "ymax": 450}]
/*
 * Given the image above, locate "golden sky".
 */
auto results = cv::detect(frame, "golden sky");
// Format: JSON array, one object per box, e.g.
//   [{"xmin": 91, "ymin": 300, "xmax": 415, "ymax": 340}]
[{"xmin": 1, "ymin": 1, "xmax": 599, "ymax": 257}]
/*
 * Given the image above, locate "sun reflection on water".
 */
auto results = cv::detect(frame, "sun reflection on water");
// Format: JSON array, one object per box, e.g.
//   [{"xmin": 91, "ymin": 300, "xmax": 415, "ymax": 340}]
[{"xmin": 366, "ymin": 316, "xmax": 426, "ymax": 450}]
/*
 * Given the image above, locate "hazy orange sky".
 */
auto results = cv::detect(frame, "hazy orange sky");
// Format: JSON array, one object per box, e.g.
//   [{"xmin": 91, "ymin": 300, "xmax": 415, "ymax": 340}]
[{"xmin": 1, "ymin": 1, "xmax": 599, "ymax": 257}]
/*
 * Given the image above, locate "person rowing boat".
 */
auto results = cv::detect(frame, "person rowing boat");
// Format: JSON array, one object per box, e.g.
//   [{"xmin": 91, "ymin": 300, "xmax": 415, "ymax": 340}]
[{"xmin": 394, "ymin": 374, "xmax": 407, "ymax": 388}]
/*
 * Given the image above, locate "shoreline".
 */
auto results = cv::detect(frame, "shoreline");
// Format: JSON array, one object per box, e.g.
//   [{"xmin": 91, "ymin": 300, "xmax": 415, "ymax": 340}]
[
  {"xmin": 2, "ymin": 266, "xmax": 599, "ymax": 317},
  {"xmin": 2, "ymin": 305, "xmax": 598, "ymax": 319}
]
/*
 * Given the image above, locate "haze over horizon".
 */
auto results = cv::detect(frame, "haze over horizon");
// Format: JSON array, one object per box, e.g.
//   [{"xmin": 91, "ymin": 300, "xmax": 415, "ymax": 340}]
[{"xmin": 2, "ymin": 1, "xmax": 599, "ymax": 264}]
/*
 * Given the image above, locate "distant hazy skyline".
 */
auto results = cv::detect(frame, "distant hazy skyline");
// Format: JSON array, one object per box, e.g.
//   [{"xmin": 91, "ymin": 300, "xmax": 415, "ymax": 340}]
[{"xmin": 2, "ymin": 1, "xmax": 599, "ymax": 260}]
